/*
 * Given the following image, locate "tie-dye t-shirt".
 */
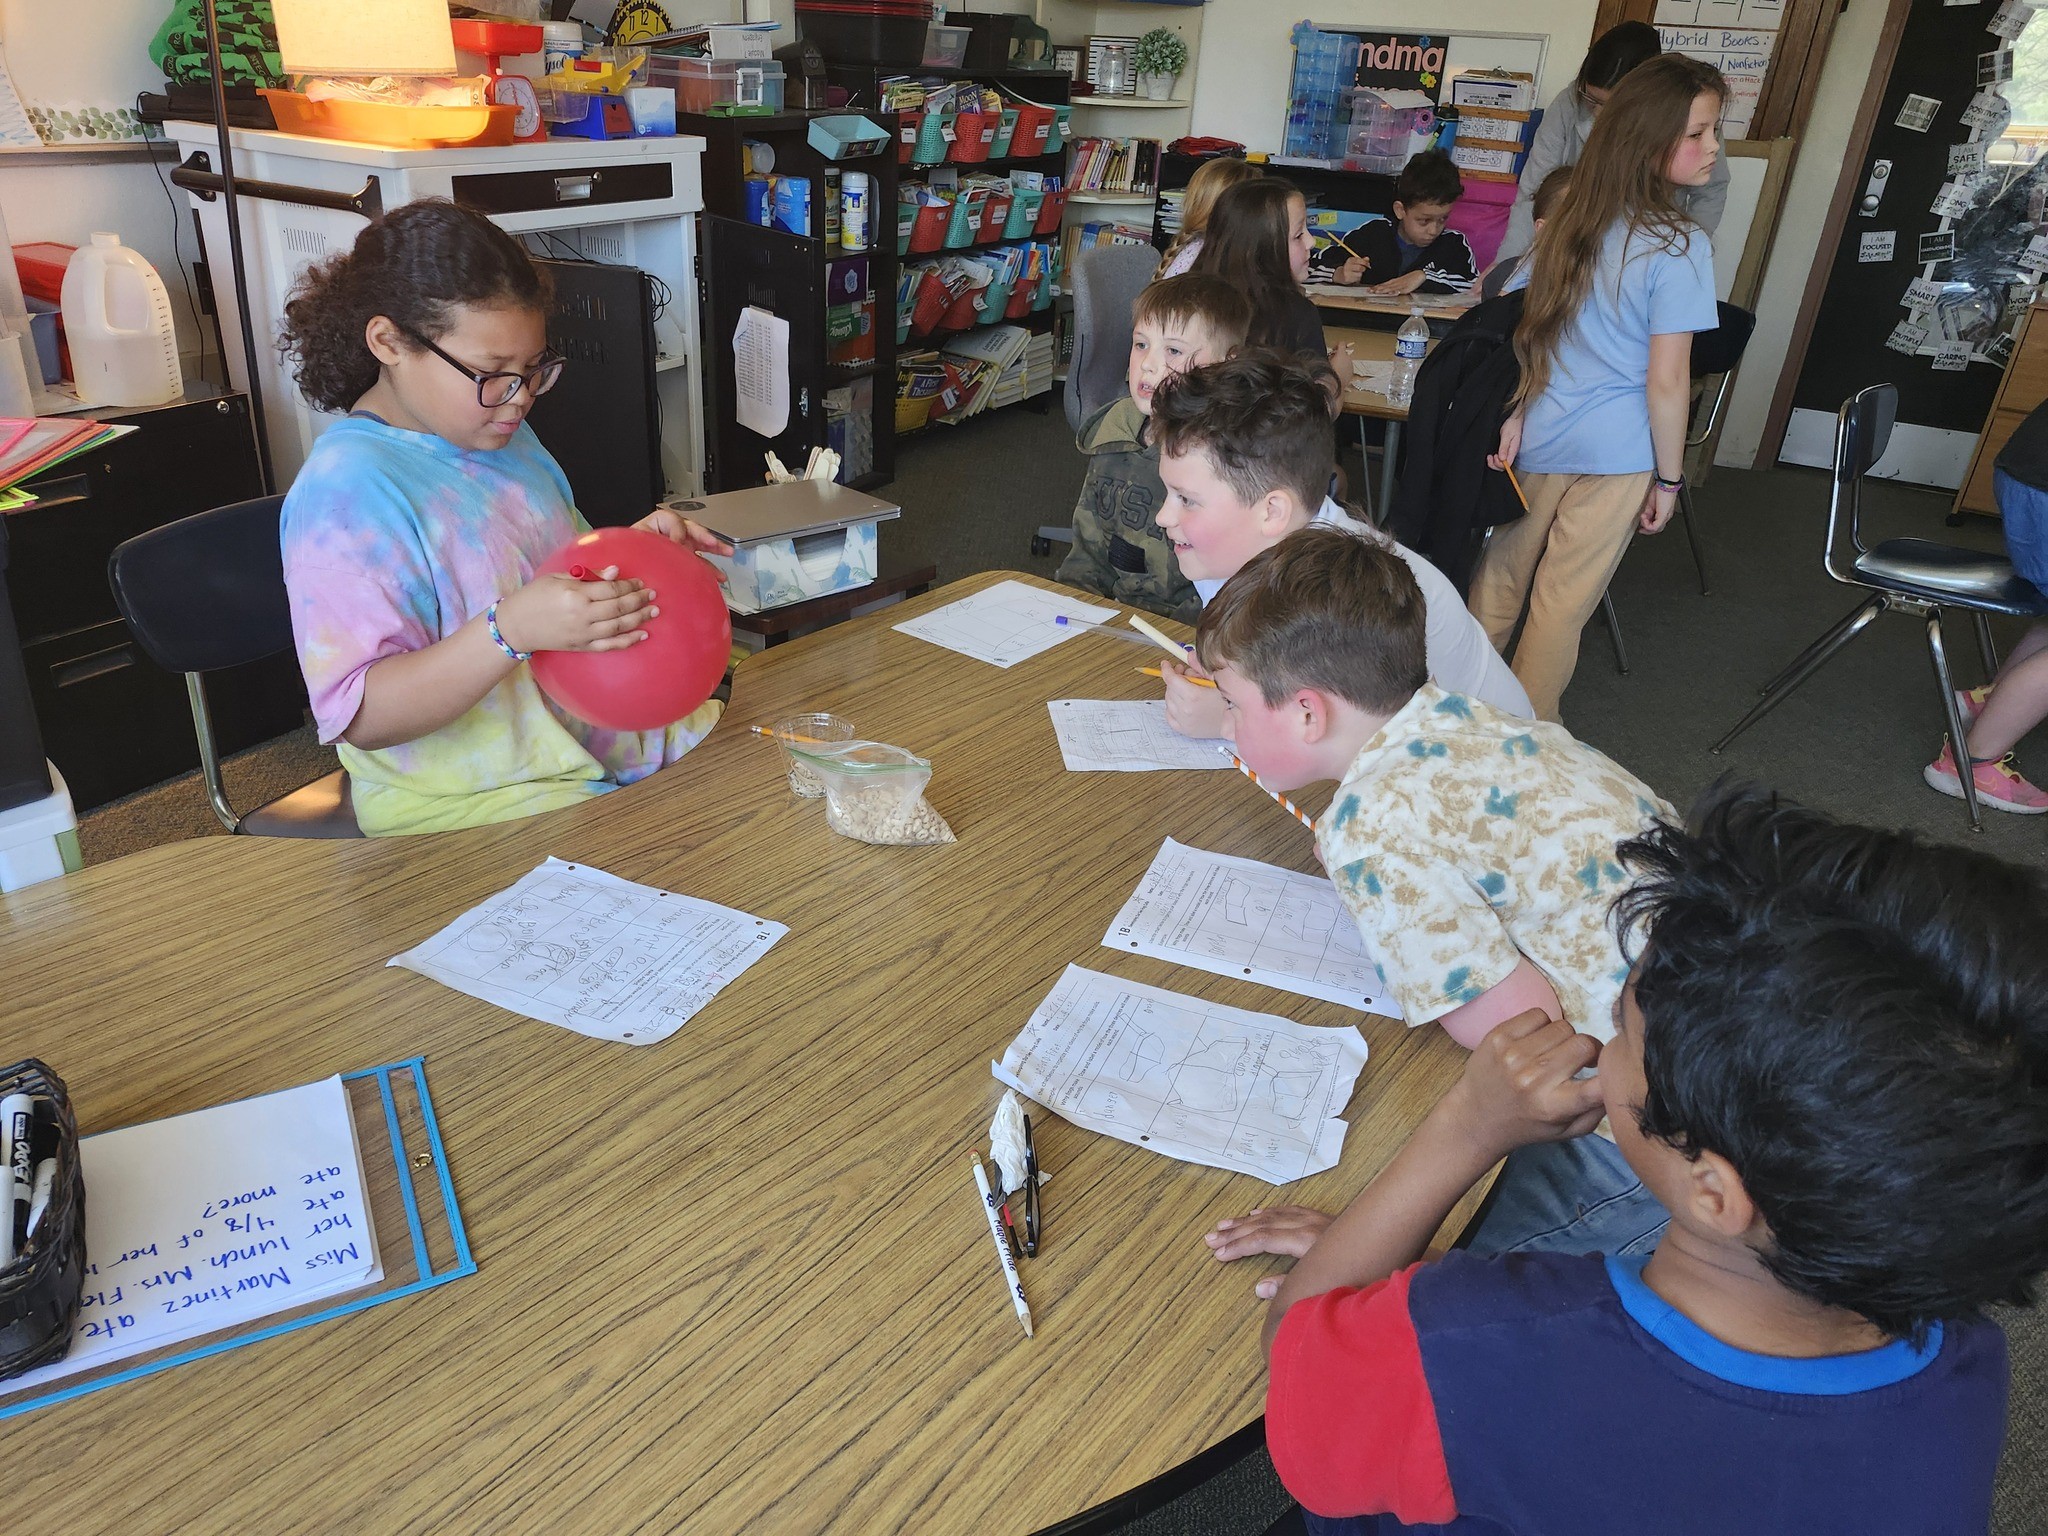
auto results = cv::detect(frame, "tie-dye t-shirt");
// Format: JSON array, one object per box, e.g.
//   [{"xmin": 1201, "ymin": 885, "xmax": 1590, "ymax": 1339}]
[
  {"xmin": 280, "ymin": 415, "xmax": 720, "ymax": 837},
  {"xmin": 1315, "ymin": 685, "xmax": 1673, "ymax": 1039}
]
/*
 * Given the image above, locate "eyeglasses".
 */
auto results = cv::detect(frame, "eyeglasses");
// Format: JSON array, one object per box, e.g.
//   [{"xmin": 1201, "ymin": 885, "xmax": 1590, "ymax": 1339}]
[{"xmin": 402, "ymin": 326, "xmax": 566, "ymax": 409}]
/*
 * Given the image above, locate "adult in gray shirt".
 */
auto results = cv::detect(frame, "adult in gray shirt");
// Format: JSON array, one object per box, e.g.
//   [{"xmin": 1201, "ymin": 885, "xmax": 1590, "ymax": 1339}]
[{"xmin": 1495, "ymin": 21, "xmax": 1731, "ymax": 265}]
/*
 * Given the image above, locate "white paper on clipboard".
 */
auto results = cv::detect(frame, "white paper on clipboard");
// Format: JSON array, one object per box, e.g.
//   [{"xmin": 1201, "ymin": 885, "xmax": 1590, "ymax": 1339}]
[{"xmin": 733, "ymin": 306, "xmax": 791, "ymax": 438}]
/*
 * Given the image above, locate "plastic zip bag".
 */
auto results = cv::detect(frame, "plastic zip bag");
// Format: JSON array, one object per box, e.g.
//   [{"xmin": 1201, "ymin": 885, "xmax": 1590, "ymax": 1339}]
[{"xmin": 786, "ymin": 739, "xmax": 957, "ymax": 846}]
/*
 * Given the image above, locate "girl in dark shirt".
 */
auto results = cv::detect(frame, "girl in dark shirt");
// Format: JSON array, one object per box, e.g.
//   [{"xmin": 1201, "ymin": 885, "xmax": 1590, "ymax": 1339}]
[{"xmin": 1192, "ymin": 177, "xmax": 1325, "ymax": 360}]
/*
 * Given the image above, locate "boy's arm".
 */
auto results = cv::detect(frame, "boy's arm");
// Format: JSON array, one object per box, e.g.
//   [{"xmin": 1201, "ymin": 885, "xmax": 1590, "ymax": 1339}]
[
  {"xmin": 1416, "ymin": 233, "xmax": 1478, "ymax": 295},
  {"xmin": 1259, "ymin": 1011, "xmax": 1605, "ymax": 1356}
]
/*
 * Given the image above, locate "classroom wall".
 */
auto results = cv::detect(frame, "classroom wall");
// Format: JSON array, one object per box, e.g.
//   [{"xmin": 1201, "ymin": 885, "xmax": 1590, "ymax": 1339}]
[
  {"xmin": 1185, "ymin": 0, "xmax": 1602, "ymax": 153},
  {"xmin": 1714, "ymin": 0, "xmax": 1891, "ymax": 467}
]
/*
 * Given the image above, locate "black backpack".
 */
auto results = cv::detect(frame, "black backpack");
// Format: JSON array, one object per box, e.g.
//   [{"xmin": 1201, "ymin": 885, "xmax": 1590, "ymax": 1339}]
[{"xmin": 1389, "ymin": 291, "xmax": 1527, "ymax": 596}]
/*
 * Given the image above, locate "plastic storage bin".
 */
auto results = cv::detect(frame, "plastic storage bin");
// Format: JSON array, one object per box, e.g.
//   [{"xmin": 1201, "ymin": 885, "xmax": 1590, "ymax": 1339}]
[
  {"xmin": 1345, "ymin": 88, "xmax": 1435, "ymax": 175},
  {"xmin": 940, "ymin": 278, "xmax": 989, "ymax": 329},
  {"xmin": 942, "ymin": 188, "xmax": 986, "ymax": 247},
  {"xmin": 922, "ymin": 23, "xmax": 970, "ymax": 67},
  {"xmin": 796, "ymin": 4, "xmax": 930, "ymax": 69},
  {"xmin": 909, "ymin": 266, "xmax": 953, "ymax": 334},
  {"xmin": 896, "ymin": 288, "xmax": 916, "ymax": 343},
  {"xmin": 988, "ymin": 107, "xmax": 1020, "ymax": 158},
  {"xmin": 896, "ymin": 197, "xmax": 918, "ymax": 254},
  {"xmin": 1048, "ymin": 104, "xmax": 1073, "ymax": 152},
  {"xmin": 1010, "ymin": 103, "xmax": 1053, "ymax": 158},
  {"xmin": 1033, "ymin": 186, "xmax": 1069, "ymax": 233},
  {"xmin": 905, "ymin": 194, "xmax": 950, "ymax": 253},
  {"xmin": 897, "ymin": 109, "xmax": 922, "ymax": 164},
  {"xmin": 1002, "ymin": 186, "xmax": 1045, "ymax": 238},
  {"xmin": 910, "ymin": 111, "xmax": 952, "ymax": 166},
  {"xmin": 950, "ymin": 110, "xmax": 997, "ymax": 163},
  {"xmin": 976, "ymin": 189, "xmax": 1013, "ymax": 241},
  {"xmin": 650, "ymin": 56, "xmax": 786, "ymax": 114},
  {"xmin": 1033, "ymin": 251, "xmax": 1060, "ymax": 310},
  {"xmin": 975, "ymin": 277, "xmax": 1014, "ymax": 323}
]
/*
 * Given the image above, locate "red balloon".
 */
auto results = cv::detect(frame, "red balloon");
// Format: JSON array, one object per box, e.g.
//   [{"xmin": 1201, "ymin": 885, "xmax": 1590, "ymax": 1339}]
[{"xmin": 528, "ymin": 526, "xmax": 732, "ymax": 732}]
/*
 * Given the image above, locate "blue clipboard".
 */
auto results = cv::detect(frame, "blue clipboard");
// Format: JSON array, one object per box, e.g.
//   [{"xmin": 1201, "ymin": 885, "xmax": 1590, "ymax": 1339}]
[{"xmin": 0, "ymin": 1058, "xmax": 474, "ymax": 1421}]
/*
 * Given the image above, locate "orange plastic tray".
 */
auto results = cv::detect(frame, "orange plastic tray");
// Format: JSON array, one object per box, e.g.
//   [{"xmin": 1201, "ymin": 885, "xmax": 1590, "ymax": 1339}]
[{"xmin": 260, "ymin": 89, "xmax": 517, "ymax": 149}]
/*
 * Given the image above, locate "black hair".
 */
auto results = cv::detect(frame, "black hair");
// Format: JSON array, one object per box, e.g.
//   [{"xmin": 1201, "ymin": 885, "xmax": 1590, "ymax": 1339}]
[
  {"xmin": 277, "ymin": 198, "xmax": 551, "ymax": 413},
  {"xmin": 1613, "ymin": 782, "xmax": 2048, "ymax": 1344},
  {"xmin": 1579, "ymin": 21, "xmax": 1663, "ymax": 92},
  {"xmin": 1395, "ymin": 150, "xmax": 1463, "ymax": 210}
]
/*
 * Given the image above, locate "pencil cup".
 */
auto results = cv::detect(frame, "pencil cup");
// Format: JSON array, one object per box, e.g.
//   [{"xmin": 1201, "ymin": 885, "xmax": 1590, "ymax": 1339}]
[
  {"xmin": 775, "ymin": 713, "xmax": 855, "ymax": 798},
  {"xmin": 0, "ymin": 1059, "xmax": 85, "ymax": 1381}
]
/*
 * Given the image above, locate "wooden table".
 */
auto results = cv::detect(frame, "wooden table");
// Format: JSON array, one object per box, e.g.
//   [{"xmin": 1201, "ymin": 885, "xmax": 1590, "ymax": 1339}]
[
  {"xmin": 1308, "ymin": 285, "xmax": 1478, "ymax": 326},
  {"xmin": 0, "ymin": 572, "xmax": 1482, "ymax": 1535},
  {"xmin": 727, "ymin": 561, "xmax": 939, "ymax": 647},
  {"xmin": 1325, "ymin": 326, "xmax": 1436, "ymax": 522}
]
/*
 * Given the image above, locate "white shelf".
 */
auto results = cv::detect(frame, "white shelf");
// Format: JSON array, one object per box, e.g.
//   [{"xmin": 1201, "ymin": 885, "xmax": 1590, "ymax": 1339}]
[
  {"xmin": 1069, "ymin": 97, "xmax": 1192, "ymax": 110},
  {"xmin": 1069, "ymin": 191, "xmax": 1157, "ymax": 204}
]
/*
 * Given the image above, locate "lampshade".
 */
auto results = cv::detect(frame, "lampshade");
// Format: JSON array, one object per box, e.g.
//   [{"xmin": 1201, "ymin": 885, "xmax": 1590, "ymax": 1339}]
[{"xmin": 272, "ymin": 0, "xmax": 458, "ymax": 76}]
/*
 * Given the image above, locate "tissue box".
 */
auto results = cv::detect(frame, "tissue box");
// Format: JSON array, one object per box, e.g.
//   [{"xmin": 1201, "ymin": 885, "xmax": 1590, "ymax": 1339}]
[
  {"xmin": 0, "ymin": 762, "xmax": 80, "ymax": 894},
  {"xmin": 679, "ymin": 480, "xmax": 902, "ymax": 614}
]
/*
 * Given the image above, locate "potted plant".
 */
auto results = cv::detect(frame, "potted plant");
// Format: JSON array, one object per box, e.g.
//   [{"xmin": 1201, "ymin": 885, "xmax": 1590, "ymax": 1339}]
[{"xmin": 1133, "ymin": 27, "xmax": 1187, "ymax": 102}]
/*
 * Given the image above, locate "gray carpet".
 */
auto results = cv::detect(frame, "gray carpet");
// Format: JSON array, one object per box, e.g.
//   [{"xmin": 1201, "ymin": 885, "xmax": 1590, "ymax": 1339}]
[{"xmin": 77, "ymin": 402, "xmax": 2047, "ymax": 1534}]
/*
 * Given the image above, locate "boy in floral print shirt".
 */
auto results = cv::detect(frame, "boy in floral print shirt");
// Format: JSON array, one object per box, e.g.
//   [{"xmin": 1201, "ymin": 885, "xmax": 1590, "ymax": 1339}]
[{"xmin": 1197, "ymin": 526, "xmax": 1675, "ymax": 1258}]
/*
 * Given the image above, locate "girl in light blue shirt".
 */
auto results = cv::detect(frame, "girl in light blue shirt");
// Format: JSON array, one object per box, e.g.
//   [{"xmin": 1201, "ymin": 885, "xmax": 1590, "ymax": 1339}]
[{"xmin": 1470, "ymin": 54, "xmax": 1726, "ymax": 722}]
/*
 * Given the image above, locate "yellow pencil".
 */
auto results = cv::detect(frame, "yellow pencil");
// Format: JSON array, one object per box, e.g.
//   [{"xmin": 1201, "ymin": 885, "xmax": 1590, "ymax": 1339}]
[
  {"xmin": 749, "ymin": 724, "xmax": 827, "ymax": 745},
  {"xmin": 1136, "ymin": 665, "xmax": 1217, "ymax": 689},
  {"xmin": 1505, "ymin": 463, "xmax": 1529, "ymax": 510}
]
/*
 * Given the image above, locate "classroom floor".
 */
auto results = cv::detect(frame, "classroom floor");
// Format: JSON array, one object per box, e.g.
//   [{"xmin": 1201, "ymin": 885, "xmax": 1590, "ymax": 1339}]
[{"xmin": 71, "ymin": 400, "xmax": 2047, "ymax": 1535}]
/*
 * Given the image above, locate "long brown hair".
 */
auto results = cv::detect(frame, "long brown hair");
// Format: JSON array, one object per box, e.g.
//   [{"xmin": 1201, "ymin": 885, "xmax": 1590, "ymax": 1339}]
[
  {"xmin": 1192, "ymin": 177, "xmax": 1304, "ymax": 349},
  {"xmin": 1159, "ymin": 156, "xmax": 1259, "ymax": 274},
  {"xmin": 1511, "ymin": 53, "xmax": 1725, "ymax": 408}
]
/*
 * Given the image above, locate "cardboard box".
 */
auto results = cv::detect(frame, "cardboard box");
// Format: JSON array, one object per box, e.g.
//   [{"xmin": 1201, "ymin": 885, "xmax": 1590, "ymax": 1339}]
[
  {"xmin": 684, "ymin": 480, "xmax": 903, "ymax": 614},
  {"xmin": 1453, "ymin": 105, "xmax": 1532, "ymax": 150},
  {"xmin": 1451, "ymin": 143, "xmax": 1522, "ymax": 177}
]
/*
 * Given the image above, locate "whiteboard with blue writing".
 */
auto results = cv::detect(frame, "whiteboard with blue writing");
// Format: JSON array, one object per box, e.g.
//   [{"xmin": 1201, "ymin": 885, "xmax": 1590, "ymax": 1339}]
[{"xmin": 5, "ymin": 1077, "xmax": 380, "ymax": 1392}]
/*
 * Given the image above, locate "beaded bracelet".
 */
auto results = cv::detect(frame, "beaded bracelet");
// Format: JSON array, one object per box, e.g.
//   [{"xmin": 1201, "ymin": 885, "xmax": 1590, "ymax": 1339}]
[{"xmin": 485, "ymin": 600, "xmax": 532, "ymax": 663}]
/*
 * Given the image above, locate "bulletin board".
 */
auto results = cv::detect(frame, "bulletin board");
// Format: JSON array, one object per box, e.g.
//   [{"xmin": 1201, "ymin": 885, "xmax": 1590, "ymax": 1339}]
[{"xmin": 1653, "ymin": 0, "xmax": 1783, "ymax": 140}]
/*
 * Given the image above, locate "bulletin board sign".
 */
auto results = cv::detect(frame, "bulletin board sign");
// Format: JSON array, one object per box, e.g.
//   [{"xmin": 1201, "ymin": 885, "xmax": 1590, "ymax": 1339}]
[
  {"xmin": 1353, "ymin": 33, "xmax": 1451, "ymax": 98},
  {"xmin": 1655, "ymin": 0, "xmax": 1786, "ymax": 140}
]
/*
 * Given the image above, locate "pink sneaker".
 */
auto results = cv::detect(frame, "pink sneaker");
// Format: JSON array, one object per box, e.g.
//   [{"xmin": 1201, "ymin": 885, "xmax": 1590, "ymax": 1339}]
[
  {"xmin": 1955, "ymin": 686, "xmax": 1991, "ymax": 726},
  {"xmin": 1923, "ymin": 742, "xmax": 2048, "ymax": 815}
]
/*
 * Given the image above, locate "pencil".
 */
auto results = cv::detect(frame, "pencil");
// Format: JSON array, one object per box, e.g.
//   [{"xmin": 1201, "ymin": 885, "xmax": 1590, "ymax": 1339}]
[
  {"xmin": 1221, "ymin": 748, "xmax": 1318, "ymax": 832},
  {"xmin": 1136, "ymin": 665, "xmax": 1217, "ymax": 689},
  {"xmin": 749, "ymin": 724, "xmax": 827, "ymax": 745},
  {"xmin": 1505, "ymin": 464, "xmax": 1529, "ymax": 510}
]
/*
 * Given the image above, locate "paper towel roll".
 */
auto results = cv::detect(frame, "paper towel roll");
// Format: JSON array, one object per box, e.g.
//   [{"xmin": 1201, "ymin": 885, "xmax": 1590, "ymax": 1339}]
[{"xmin": 0, "ymin": 333, "xmax": 33, "ymax": 418}]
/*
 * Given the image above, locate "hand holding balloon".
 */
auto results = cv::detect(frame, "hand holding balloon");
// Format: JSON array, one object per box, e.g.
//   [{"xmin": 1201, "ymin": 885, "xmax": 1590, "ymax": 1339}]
[
  {"xmin": 494, "ymin": 564, "xmax": 658, "ymax": 656},
  {"xmin": 526, "ymin": 526, "xmax": 733, "ymax": 732}
]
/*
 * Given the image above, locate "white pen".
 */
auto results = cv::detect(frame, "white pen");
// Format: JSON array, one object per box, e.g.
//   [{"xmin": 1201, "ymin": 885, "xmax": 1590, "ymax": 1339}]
[
  {"xmin": 0, "ymin": 1093, "xmax": 29, "ymax": 1266},
  {"xmin": 970, "ymin": 1151, "xmax": 1033, "ymax": 1339},
  {"xmin": 23, "ymin": 1160, "xmax": 52, "ymax": 1242}
]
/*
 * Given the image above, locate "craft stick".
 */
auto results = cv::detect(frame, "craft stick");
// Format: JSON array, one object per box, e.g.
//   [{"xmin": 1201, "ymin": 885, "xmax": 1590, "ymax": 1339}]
[
  {"xmin": 1221, "ymin": 748, "xmax": 1317, "ymax": 832},
  {"xmin": 1125, "ymin": 612, "xmax": 1195, "ymax": 663},
  {"xmin": 1136, "ymin": 665, "xmax": 1217, "ymax": 689},
  {"xmin": 749, "ymin": 724, "xmax": 827, "ymax": 745}
]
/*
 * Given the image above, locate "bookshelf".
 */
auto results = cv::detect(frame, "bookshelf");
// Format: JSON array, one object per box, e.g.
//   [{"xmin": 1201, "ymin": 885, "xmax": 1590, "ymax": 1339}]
[{"xmin": 686, "ymin": 110, "xmax": 899, "ymax": 493}]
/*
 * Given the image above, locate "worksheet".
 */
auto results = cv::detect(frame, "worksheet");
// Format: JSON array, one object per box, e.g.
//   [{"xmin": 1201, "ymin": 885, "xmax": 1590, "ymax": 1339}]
[
  {"xmin": 893, "ymin": 580, "xmax": 1116, "ymax": 669},
  {"xmin": 389, "ymin": 858, "xmax": 788, "ymax": 1045},
  {"xmin": 4, "ymin": 1077, "xmax": 380, "ymax": 1393},
  {"xmin": 1103, "ymin": 839, "xmax": 1391, "ymax": 1014},
  {"xmin": 1047, "ymin": 699, "xmax": 1231, "ymax": 772},
  {"xmin": 994, "ymin": 965, "xmax": 1369, "ymax": 1183}
]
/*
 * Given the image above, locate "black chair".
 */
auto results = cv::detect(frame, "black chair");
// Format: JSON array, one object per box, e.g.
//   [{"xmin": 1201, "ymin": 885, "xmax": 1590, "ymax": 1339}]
[
  {"xmin": 1711, "ymin": 382, "xmax": 2048, "ymax": 830},
  {"xmin": 109, "ymin": 495, "xmax": 360, "ymax": 838},
  {"xmin": 1597, "ymin": 301, "xmax": 1757, "ymax": 674}
]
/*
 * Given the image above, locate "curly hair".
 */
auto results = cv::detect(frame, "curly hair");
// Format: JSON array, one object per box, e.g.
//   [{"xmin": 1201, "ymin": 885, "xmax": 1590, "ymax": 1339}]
[
  {"xmin": 277, "ymin": 199, "xmax": 551, "ymax": 413},
  {"xmin": 1614, "ymin": 782, "xmax": 2048, "ymax": 1344}
]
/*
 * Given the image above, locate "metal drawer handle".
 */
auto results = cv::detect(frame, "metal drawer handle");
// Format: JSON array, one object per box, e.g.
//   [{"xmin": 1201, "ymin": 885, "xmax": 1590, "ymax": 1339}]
[
  {"xmin": 554, "ymin": 172, "xmax": 601, "ymax": 202},
  {"xmin": 51, "ymin": 645, "xmax": 137, "ymax": 689}
]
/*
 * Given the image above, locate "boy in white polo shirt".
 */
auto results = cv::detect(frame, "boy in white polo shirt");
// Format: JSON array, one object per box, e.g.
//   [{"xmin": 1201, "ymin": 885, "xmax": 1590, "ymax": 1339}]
[{"xmin": 1147, "ymin": 351, "xmax": 1529, "ymax": 738}]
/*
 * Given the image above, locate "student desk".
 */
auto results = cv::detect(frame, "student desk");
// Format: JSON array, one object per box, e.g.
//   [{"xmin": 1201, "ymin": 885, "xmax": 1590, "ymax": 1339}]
[
  {"xmin": 1326, "ymin": 326, "xmax": 1438, "ymax": 523},
  {"xmin": 1309, "ymin": 285, "xmax": 1478, "ymax": 327},
  {"xmin": 0, "ymin": 572, "xmax": 1486, "ymax": 1535}
]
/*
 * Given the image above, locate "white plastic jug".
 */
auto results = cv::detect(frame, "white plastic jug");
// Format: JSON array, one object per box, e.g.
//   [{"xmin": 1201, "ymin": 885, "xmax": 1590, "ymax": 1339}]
[{"xmin": 60, "ymin": 232, "xmax": 181, "ymax": 408}]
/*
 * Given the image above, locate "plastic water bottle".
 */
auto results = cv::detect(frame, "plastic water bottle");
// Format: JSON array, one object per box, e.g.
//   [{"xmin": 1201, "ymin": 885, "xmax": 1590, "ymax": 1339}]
[{"xmin": 1389, "ymin": 303, "xmax": 1428, "ymax": 409}]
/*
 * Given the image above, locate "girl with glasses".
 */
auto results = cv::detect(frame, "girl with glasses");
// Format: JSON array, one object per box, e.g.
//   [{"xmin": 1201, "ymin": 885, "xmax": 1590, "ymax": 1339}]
[{"xmin": 277, "ymin": 198, "xmax": 728, "ymax": 836}]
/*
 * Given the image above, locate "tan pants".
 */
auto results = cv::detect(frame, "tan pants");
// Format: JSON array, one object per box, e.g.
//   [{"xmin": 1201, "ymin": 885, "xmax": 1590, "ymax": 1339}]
[{"xmin": 1468, "ymin": 470, "xmax": 1652, "ymax": 722}]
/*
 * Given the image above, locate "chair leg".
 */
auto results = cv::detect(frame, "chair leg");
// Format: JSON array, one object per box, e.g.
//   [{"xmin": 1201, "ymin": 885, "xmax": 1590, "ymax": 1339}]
[
  {"xmin": 1928, "ymin": 611, "xmax": 1985, "ymax": 833},
  {"xmin": 186, "ymin": 672, "xmax": 242, "ymax": 834},
  {"xmin": 1678, "ymin": 483, "xmax": 1708, "ymax": 595},
  {"xmin": 1357, "ymin": 417, "xmax": 1376, "ymax": 524},
  {"xmin": 1601, "ymin": 591, "xmax": 1630, "ymax": 675},
  {"xmin": 1973, "ymin": 610, "xmax": 2000, "ymax": 679},
  {"xmin": 1712, "ymin": 593, "xmax": 1888, "ymax": 754}
]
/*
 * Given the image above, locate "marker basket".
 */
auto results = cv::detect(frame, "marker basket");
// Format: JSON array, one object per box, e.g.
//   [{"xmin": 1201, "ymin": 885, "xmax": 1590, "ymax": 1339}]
[{"xmin": 0, "ymin": 1059, "xmax": 85, "ymax": 1382}]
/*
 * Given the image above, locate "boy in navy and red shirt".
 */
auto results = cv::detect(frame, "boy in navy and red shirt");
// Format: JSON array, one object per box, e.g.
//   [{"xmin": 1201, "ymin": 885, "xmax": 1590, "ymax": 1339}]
[{"xmin": 1197, "ymin": 542, "xmax": 2048, "ymax": 1533}]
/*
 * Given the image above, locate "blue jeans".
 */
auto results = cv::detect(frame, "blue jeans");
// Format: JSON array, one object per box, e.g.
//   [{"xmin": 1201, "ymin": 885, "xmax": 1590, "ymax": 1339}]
[
  {"xmin": 1995, "ymin": 470, "xmax": 2048, "ymax": 592},
  {"xmin": 1461, "ymin": 1132, "xmax": 1669, "ymax": 1259}
]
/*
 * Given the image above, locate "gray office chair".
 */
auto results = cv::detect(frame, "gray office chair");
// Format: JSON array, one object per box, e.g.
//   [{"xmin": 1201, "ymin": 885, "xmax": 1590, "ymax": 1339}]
[
  {"xmin": 1033, "ymin": 242, "xmax": 1162, "ymax": 557},
  {"xmin": 109, "ymin": 495, "xmax": 360, "ymax": 838},
  {"xmin": 1711, "ymin": 382, "xmax": 2048, "ymax": 830}
]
